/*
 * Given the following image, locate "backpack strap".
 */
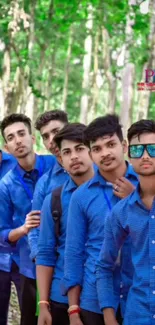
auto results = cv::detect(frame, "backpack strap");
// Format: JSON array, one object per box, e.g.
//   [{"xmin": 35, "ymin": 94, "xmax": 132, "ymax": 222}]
[{"xmin": 51, "ymin": 186, "xmax": 63, "ymax": 240}]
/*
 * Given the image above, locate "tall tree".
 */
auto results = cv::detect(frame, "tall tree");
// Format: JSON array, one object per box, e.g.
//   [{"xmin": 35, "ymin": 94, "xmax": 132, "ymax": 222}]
[{"xmin": 80, "ymin": 4, "xmax": 93, "ymax": 124}]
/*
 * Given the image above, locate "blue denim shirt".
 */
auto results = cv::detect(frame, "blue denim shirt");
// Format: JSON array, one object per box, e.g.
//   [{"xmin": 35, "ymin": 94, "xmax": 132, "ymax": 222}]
[
  {"xmin": 63, "ymin": 164, "xmax": 138, "ymax": 313},
  {"xmin": 36, "ymin": 177, "xmax": 77, "ymax": 303},
  {"xmin": 0, "ymin": 151, "xmax": 18, "ymax": 272},
  {"xmin": 96, "ymin": 185, "xmax": 155, "ymax": 325},
  {"xmin": 0, "ymin": 154, "xmax": 55, "ymax": 279},
  {"xmin": 28, "ymin": 161, "xmax": 69, "ymax": 260}
]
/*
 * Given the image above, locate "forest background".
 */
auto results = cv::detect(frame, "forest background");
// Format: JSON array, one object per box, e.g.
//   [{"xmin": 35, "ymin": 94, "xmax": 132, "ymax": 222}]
[
  {"xmin": 0, "ymin": 0, "xmax": 155, "ymax": 151},
  {"xmin": 0, "ymin": 1, "xmax": 155, "ymax": 323}
]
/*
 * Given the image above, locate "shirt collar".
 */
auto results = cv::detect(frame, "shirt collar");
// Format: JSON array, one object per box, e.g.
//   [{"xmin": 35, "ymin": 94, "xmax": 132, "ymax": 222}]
[
  {"xmin": 16, "ymin": 154, "xmax": 40, "ymax": 178},
  {"xmin": 1, "ymin": 151, "xmax": 14, "ymax": 162},
  {"xmin": 88, "ymin": 161, "xmax": 138, "ymax": 188},
  {"xmin": 128, "ymin": 183, "xmax": 141, "ymax": 205},
  {"xmin": 88, "ymin": 169, "xmax": 106, "ymax": 187},
  {"xmin": 52, "ymin": 160, "xmax": 65, "ymax": 175},
  {"xmin": 64, "ymin": 177, "xmax": 78, "ymax": 192},
  {"xmin": 125, "ymin": 162, "xmax": 138, "ymax": 180}
]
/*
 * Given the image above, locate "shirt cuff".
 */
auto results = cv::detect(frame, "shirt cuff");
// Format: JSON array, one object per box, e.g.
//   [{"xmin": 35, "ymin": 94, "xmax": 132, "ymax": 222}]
[
  {"xmin": 61, "ymin": 278, "xmax": 82, "ymax": 296},
  {"xmin": 36, "ymin": 247, "xmax": 57, "ymax": 267},
  {"xmin": 0, "ymin": 229, "xmax": 16, "ymax": 247}
]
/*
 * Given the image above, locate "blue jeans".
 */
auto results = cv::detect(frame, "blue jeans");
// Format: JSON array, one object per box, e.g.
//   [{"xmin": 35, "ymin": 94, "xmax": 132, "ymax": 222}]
[{"xmin": 0, "ymin": 261, "xmax": 21, "ymax": 325}]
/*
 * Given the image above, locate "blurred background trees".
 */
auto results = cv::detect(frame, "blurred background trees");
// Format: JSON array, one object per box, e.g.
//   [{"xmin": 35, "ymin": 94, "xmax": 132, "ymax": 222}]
[{"xmin": 0, "ymin": 0, "xmax": 155, "ymax": 148}]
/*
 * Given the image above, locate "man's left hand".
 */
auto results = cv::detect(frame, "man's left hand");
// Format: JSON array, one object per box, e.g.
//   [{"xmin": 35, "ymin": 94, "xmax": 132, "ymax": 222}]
[{"xmin": 113, "ymin": 177, "xmax": 136, "ymax": 199}]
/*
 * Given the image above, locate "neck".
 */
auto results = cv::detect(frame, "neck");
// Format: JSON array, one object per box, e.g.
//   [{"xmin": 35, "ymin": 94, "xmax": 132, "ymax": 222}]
[
  {"xmin": 57, "ymin": 156, "xmax": 63, "ymax": 166},
  {"xmin": 99, "ymin": 160, "xmax": 127, "ymax": 183},
  {"xmin": 17, "ymin": 151, "xmax": 36, "ymax": 171},
  {"xmin": 140, "ymin": 174, "xmax": 155, "ymax": 197},
  {"xmin": 72, "ymin": 165, "xmax": 94, "ymax": 186}
]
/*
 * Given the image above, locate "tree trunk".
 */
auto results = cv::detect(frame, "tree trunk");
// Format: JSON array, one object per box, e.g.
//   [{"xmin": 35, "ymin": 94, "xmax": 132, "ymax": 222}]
[
  {"xmin": 44, "ymin": 47, "xmax": 57, "ymax": 112},
  {"xmin": 137, "ymin": 0, "xmax": 155, "ymax": 119},
  {"xmin": 80, "ymin": 4, "xmax": 93, "ymax": 124},
  {"xmin": 89, "ymin": 29, "xmax": 99, "ymax": 122},
  {"xmin": 121, "ymin": 63, "xmax": 135, "ymax": 133},
  {"xmin": 120, "ymin": 0, "xmax": 136, "ymax": 137},
  {"xmin": 25, "ymin": 0, "xmax": 37, "ymax": 119},
  {"xmin": 102, "ymin": 28, "xmax": 116, "ymax": 114},
  {"xmin": 61, "ymin": 25, "xmax": 73, "ymax": 112}
]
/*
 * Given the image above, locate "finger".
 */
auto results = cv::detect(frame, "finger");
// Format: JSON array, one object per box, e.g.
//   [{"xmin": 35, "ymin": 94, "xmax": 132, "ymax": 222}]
[
  {"xmin": 26, "ymin": 219, "xmax": 40, "ymax": 224},
  {"xmin": 28, "ymin": 210, "xmax": 41, "ymax": 215},
  {"xmin": 114, "ymin": 179, "xmax": 125, "ymax": 187},
  {"xmin": 113, "ymin": 190, "xmax": 125, "ymax": 198},
  {"xmin": 26, "ymin": 216, "xmax": 41, "ymax": 221},
  {"xmin": 118, "ymin": 176, "xmax": 130, "ymax": 184},
  {"xmin": 28, "ymin": 216, "xmax": 40, "ymax": 220},
  {"xmin": 26, "ymin": 224, "xmax": 40, "ymax": 229},
  {"xmin": 26, "ymin": 220, "xmax": 40, "ymax": 226}
]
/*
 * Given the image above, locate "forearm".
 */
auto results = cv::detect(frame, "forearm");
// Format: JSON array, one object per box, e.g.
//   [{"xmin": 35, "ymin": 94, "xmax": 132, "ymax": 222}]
[
  {"xmin": 36, "ymin": 265, "xmax": 54, "ymax": 301},
  {"xmin": 8, "ymin": 225, "xmax": 28, "ymax": 242},
  {"xmin": 68, "ymin": 285, "xmax": 81, "ymax": 306},
  {"xmin": 104, "ymin": 308, "xmax": 118, "ymax": 325}
]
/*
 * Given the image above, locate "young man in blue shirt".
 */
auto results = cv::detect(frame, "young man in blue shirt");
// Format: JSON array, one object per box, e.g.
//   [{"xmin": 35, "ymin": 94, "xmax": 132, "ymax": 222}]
[
  {"xmin": 96, "ymin": 119, "xmax": 155, "ymax": 325},
  {"xmin": 0, "ymin": 151, "xmax": 20, "ymax": 325},
  {"xmin": 26, "ymin": 110, "xmax": 69, "ymax": 260},
  {"xmin": 36, "ymin": 123, "xmax": 95, "ymax": 325},
  {"xmin": 0, "ymin": 113, "xmax": 55, "ymax": 325},
  {"xmin": 63, "ymin": 114, "xmax": 138, "ymax": 325}
]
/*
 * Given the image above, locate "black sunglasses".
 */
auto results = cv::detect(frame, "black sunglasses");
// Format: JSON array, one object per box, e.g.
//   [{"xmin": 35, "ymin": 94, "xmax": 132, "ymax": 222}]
[{"xmin": 128, "ymin": 144, "xmax": 155, "ymax": 158}]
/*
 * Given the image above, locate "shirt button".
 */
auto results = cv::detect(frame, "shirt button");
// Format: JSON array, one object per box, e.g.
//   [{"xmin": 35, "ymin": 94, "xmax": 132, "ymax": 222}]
[
  {"xmin": 120, "ymin": 282, "xmax": 123, "ymax": 288},
  {"xmin": 153, "ymin": 266, "xmax": 155, "ymax": 270},
  {"xmin": 120, "ymin": 295, "xmax": 123, "ymax": 298},
  {"xmin": 152, "ymin": 240, "xmax": 155, "ymax": 244},
  {"xmin": 151, "ymin": 215, "xmax": 155, "ymax": 219},
  {"xmin": 153, "ymin": 315, "xmax": 155, "ymax": 318},
  {"xmin": 153, "ymin": 291, "xmax": 155, "ymax": 294}
]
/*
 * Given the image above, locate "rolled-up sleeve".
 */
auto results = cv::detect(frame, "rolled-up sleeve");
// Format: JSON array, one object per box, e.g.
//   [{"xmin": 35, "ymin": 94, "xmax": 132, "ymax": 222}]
[
  {"xmin": 63, "ymin": 191, "xmax": 87, "ymax": 294},
  {"xmin": 36, "ymin": 193, "xmax": 57, "ymax": 267},
  {"xmin": 28, "ymin": 176, "xmax": 46, "ymax": 259},
  {"xmin": 0, "ymin": 181, "xmax": 14, "ymax": 246},
  {"xmin": 96, "ymin": 210, "xmax": 128, "ymax": 311}
]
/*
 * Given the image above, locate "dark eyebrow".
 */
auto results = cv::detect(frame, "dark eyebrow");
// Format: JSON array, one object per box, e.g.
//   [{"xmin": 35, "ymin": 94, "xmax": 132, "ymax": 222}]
[
  {"xmin": 7, "ymin": 129, "xmax": 25, "ymax": 138},
  {"xmin": 91, "ymin": 139, "xmax": 116, "ymax": 148},
  {"xmin": 41, "ymin": 132, "xmax": 48, "ymax": 138},
  {"xmin": 62, "ymin": 143, "xmax": 84, "ymax": 153},
  {"xmin": 41, "ymin": 128, "xmax": 60, "ymax": 137},
  {"xmin": 91, "ymin": 144, "xmax": 101, "ymax": 149},
  {"xmin": 106, "ymin": 139, "xmax": 116, "ymax": 144},
  {"xmin": 61, "ymin": 147, "xmax": 71, "ymax": 153},
  {"xmin": 74, "ymin": 143, "xmax": 84, "ymax": 148}
]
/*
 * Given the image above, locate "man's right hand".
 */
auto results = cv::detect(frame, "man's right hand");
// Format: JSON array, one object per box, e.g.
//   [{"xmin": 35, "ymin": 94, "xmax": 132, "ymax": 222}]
[
  {"xmin": 37, "ymin": 305, "xmax": 52, "ymax": 325},
  {"xmin": 69, "ymin": 313, "xmax": 84, "ymax": 325},
  {"xmin": 25, "ymin": 210, "xmax": 41, "ymax": 233}
]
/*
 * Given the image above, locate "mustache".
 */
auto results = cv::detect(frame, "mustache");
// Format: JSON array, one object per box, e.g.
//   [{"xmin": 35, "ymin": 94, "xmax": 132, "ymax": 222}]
[
  {"xmin": 15, "ymin": 146, "xmax": 25, "ymax": 151},
  {"xmin": 140, "ymin": 161, "xmax": 152, "ymax": 166},
  {"xmin": 70, "ymin": 161, "xmax": 83, "ymax": 168},
  {"xmin": 100, "ymin": 157, "xmax": 115, "ymax": 164}
]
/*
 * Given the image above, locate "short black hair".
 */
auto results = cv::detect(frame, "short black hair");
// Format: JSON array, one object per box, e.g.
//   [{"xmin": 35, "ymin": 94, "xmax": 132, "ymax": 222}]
[
  {"xmin": 35, "ymin": 110, "xmax": 68, "ymax": 131},
  {"xmin": 128, "ymin": 119, "xmax": 155, "ymax": 143},
  {"xmin": 84, "ymin": 114, "xmax": 123, "ymax": 144},
  {"xmin": 0, "ymin": 113, "xmax": 32, "ymax": 139},
  {"xmin": 54, "ymin": 123, "xmax": 89, "ymax": 149}
]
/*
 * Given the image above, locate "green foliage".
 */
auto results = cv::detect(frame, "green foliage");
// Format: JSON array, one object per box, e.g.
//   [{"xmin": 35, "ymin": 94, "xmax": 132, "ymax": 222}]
[{"xmin": 0, "ymin": 0, "xmax": 154, "ymax": 150}]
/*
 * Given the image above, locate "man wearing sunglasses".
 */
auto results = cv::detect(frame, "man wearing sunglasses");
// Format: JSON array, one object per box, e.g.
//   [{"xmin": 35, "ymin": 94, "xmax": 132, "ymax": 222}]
[{"xmin": 96, "ymin": 119, "xmax": 155, "ymax": 325}]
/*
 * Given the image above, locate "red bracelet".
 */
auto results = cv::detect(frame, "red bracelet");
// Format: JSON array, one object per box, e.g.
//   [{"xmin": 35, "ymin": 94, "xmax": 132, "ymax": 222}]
[{"xmin": 68, "ymin": 308, "xmax": 80, "ymax": 316}]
